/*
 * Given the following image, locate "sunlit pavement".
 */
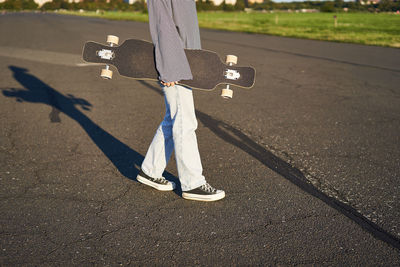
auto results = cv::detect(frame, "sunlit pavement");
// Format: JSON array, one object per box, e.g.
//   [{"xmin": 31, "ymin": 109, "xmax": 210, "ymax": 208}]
[{"xmin": 0, "ymin": 12, "xmax": 399, "ymax": 265}]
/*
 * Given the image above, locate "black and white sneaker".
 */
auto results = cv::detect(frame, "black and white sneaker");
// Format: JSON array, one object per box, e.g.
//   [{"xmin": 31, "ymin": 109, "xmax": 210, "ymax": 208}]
[
  {"xmin": 136, "ymin": 170, "xmax": 176, "ymax": 191},
  {"xmin": 182, "ymin": 183, "xmax": 225, "ymax": 201}
]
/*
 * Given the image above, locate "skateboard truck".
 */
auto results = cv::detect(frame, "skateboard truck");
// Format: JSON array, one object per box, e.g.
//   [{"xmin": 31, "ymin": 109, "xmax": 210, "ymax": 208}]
[
  {"xmin": 100, "ymin": 35, "xmax": 119, "ymax": 80},
  {"xmin": 225, "ymin": 69, "xmax": 240, "ymax": 80},
  {"xmin": 97, "ymin": 49, "xmax": 114, "ymax": 60},
  {"xmin": 221, "ymin": 55, "xmax": 238, "ymax": 99}
]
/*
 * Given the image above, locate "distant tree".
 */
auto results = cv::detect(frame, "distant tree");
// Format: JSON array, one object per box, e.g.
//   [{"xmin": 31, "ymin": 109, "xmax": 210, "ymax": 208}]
[
  {"xmin": 41, "ymin": 0, "xmax": 64, "ymax": 10},
  {"xmin": 334, "ymin": 0, "xmax": 344, "ymax": 9},
  {"xmin": 196, "ymin": 0, "xmax": 216, "ymax": 11},
  {"xmin": 234, "ymin": 0, "xmax": 246, "ymax": 11},
  {"xmin": 347, "ymin": 1, "xmax": 365, "ymax": 11},
  {"xmin": 320, "ymin": 1, "xmax": 335, "ymax": 12},
  {"xmin": 106, "ymin": 0, "xmax": 129, "ymax": 11},
  {"xmin": 23, "ymin": 0, "xmax": 38, "ymax": 9},
  {"xmin": 251, "ymin": 1, "xmax": 273, "ymax": 11},
  {"xmin": 378, "ymin": 0, "xmax": 397, "ymax": 11},
  {"xmin": 131, "ymin": 0, "xmax": 146, "ymax": 12},
  {"xmin": 1, "ymin": 0, "xmax": 38, "ymax": 10},
  {"xmin": 220, "ymin": 0, "xmax": 235, "ymax": 11}
]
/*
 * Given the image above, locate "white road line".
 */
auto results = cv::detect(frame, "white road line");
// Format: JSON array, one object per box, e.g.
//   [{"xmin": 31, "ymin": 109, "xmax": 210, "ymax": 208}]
[
  {"xmin": 0, "ymin": 46, "xmax": 100, "ymax": 67},
  {"xmin": 76, "ymin": 63, "xmax": 103, "ymax": 66}
]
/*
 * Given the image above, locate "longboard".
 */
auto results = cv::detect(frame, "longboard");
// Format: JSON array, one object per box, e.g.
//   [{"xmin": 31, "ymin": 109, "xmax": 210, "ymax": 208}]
[{"xmin": 82, "ymin": 36, "xmax": 256, "ymax": 97}]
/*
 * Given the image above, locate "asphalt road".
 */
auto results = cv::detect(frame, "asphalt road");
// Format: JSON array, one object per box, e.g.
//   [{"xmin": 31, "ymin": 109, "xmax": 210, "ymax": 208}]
[{"xmin": 0, "ymin": 12, "xmax": 399, "ymax": 265}]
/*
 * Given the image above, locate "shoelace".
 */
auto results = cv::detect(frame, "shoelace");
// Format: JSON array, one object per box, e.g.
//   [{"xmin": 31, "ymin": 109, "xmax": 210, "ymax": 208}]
[
  {"xmin": 154, "ymin": 177, "xmax": 168, "ymax": 184},
  {"xmin": 200, "ymin": 183, "xmax": 217, "ymax": 193}
]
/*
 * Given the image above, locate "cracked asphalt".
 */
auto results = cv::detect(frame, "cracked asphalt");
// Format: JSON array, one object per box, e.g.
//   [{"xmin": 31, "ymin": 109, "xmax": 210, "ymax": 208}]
[{"xmin": 0, "ymin": 12, "xmax": 399, "ymax": 265}]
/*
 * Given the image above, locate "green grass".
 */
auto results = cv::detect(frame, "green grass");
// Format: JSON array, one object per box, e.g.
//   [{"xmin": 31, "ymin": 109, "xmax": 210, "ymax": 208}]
[
  {"xmin": 58, "ymin": 10, "xmax": 149, "ymax": 22},
  {"xmin": 58, "ymin": 10, "xmax": 400, "ymax": 48},
  {"xmin": 198, "ymin": 12, "xmax": 400, "ymax": 48}
]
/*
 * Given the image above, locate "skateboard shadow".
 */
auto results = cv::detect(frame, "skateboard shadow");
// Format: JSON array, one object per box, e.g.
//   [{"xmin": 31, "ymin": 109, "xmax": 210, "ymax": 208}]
[
  {"xmin": 2, "ymin": 66, "xmax": 180, "ymax": 192},
  {"xmin": 137, "ymin": 80, "xmax": 400, "ymax": 250}
]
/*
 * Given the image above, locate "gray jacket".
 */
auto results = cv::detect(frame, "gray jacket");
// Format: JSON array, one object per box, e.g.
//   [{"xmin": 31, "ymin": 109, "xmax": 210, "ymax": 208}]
[{"xmin": 147, "ymin": 0, "xmax": 201, "ymax": 83}]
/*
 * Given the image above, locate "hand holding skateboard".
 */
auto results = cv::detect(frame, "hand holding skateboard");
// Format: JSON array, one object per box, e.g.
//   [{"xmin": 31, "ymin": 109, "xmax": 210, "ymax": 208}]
[{"xmin": 161, "ymin": 81, "xmax": 178, "ymax": 87}]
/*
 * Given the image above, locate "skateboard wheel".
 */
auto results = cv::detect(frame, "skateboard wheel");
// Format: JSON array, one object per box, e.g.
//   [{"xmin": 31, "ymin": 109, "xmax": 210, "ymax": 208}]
[
  {"xmin": 101, "ymin": 68, "xmax": 113, "ymax": 79},
  {"xmin": 226, "ymin": 55, "xmax": 238, "ymax": 65},
  {"xmin": 107, "ymin": 35, "xmax": 119, "ymax": 46},
  {"xmin": 221, "ymin": 88, "xmax": 233, "ymax": 99}
]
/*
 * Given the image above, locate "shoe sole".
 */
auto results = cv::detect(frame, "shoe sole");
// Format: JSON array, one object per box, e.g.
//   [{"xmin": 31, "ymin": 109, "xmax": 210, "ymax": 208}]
[
  {"xmin": 182, "ymin": 191, "xmax": 225, "ymax": 202},
  {"xmin": 137, "ymin": 174, "xmax": 175, "ymax": 191}
]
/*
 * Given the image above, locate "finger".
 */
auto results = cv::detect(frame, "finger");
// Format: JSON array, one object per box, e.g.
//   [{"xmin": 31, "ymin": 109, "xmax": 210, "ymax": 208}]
[{"xmin": 161, "ymin": 81, "xmax": 178, "ymax": 87}]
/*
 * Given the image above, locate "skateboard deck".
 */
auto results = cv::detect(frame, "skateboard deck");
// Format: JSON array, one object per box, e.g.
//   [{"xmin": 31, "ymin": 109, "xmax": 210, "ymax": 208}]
[{"xmin": 82, "ymin": 38, "xmax": 255, "ymax": 91}]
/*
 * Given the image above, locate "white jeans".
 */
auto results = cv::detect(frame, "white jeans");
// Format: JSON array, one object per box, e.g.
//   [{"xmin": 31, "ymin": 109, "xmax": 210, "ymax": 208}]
[{"xmin": 141, "ymin": 84, "xmax": 206, "ymax": 191}]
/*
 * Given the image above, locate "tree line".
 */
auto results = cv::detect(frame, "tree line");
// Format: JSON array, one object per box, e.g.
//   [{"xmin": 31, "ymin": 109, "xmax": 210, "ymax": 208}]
[{"xmin": 1, "ymin": 0, "xmax": 399, "ymax": 13}]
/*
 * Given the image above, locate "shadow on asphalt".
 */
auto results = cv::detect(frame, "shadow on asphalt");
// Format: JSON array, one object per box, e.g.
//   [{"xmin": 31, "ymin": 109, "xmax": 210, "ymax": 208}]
[
  {"xmin": 1, "ymin": 65, "xmax": 181, "ymax": 194},
  {"xmin": 2, "ymin": 66, "xmax": 399, "ymax": 250},
  {"xmin": 138, "ymin": 79, "xmax": 400, "ymax": 251}
]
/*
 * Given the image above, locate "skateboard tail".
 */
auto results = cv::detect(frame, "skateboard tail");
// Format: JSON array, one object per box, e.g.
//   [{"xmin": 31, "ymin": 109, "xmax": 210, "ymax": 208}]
[{"xmin": 223, "ymin": 65, "xmax": 256, "ymax": 89}]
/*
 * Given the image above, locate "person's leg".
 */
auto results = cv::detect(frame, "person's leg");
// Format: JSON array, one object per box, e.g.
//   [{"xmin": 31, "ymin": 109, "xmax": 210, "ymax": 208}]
[
  {"xmin": 166, "ymin": 84, "xmax": 206, "ymax": 191},
  {"xmin": 168, "ymin": 84, "xmax": 225, "ymax": 201},
  {"xmin": 141, "ymin": 100, "xmax": 174, "ymax": 178},
  {"xmin": 140, "ymin": 84, "xmax": 224, "ymax": 200},
  {"xmin": 139, "ymin": 89, "xmax": 175, "ymax": 191}
]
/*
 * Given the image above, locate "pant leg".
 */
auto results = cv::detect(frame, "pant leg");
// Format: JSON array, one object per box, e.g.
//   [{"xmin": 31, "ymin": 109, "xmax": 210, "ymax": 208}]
[
  {"xmin": 141, "ymin": 91, "xmax": 174, "ymax": 178},
  {"xmin": 166, "ymin": 84, "xmax": 206, "ymax": 191},
  {"xmin": 141, "ymin": 84, "xmax": 206, "ymax": 191}
]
